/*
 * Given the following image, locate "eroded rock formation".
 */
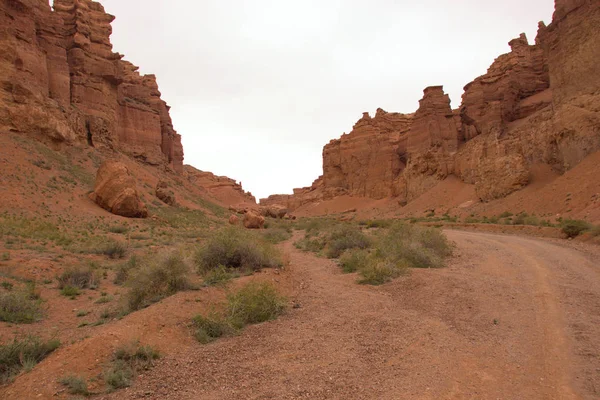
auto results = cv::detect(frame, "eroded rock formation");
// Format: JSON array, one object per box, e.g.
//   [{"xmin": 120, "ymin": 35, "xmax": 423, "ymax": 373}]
[
  {"xmin": 0, "ymin": 0, "xmax": 183, "ymax": 171},
  {"xmin": 91, "ymin": 160, "xmax": 148, "ymax": 218},
  {"xmin": 262, "ymin": 0, "xmax": 600, "ymax": 210}
]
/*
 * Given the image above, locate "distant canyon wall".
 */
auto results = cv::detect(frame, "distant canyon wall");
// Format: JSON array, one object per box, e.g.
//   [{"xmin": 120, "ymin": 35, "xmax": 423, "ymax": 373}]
[{"xmin": 261, "ymin": 0, "xmax": 600, "ymax": 210}]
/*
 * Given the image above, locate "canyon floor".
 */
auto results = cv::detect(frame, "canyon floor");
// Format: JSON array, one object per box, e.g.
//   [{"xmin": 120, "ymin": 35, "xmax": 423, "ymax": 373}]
[
  {"xmin": 99, "ymin": 231, "xmax": 600, "ymax": 400},
  {"xmin": 6, "ymin": 229, "xmax": 598, "ymax": 399}
]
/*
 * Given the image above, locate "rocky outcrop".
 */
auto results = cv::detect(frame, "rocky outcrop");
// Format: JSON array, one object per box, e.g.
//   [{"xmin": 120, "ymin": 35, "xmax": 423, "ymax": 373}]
[
  {"xmin": 91, "ymin": 160, "xmax": 148, "ymax": 218},
  {"xmin": 155, "ymin": 180, "xmax": 176, "ymax": 206},
  {"xmin": 263, "ymin": 0, "xmax": 600, "ymax": 210},
  {"xmin": 184, "ymin": 166, "xmax": 256, "ymax": 206},
  {"xmin": 0, "ymin": 0, "xmax": 183, "ymax": 171},
  {"xmin": 243, "ymin": 211, "xmax": 264, "ymax": 230}
]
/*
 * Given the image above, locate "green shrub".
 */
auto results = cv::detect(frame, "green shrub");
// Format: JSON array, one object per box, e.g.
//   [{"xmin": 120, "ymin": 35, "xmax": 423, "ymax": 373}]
[
  {"xmin": 59, "ymin": 375, "xmax": 89, "ymax": 396},
  {"xmin": 226, "ymin": 282, "xmax": 286, "ymax": 328},
  {"xmin": 325, "ymin": 225, "xmax": 371, "ymax": 258},
  {"xmin": 57, "ymin": 266, "xmax": 98, "ymax": 290},
  {"xmin": 357, "ymin": 260, "xmax": 406, "ymax": 285},
  {"xmin": 102, "ymin": 241, "xmax": 127, "ymax": 259},
  {"xmin": 0, "ymin": 336, "xmax": 60, "ymax": 383},
  {"xmin": 108, "ymin": 225, "xmax": 128, "ymax": 234},
  {"xmin": 262, "ymin": 228, "xmax": 292, "ymax": 244},
  {"xmin": 338, "ymin": 249, "xmax": 370, "ymax": 273},
  {"xmin": 512, "ymin": 213, "xmax": 528, "ymax": 225},
  {"xmin": 561, "ymin": 219, "xmax": 591, "ymax": 238},
  {"xmin": 125, "ymin": 252, "xmax": 190, "ymax": 311},
  {"xmin": 590, "ymin": 225, "xmax": 600, "ymax": 237},
  {"xmin": 201, "ymin": 265, "xmax": 238, "ymax": 287},
  {"xmin": 499, "ymin": 211, "xmax": 513, "ymax": 218},
  {"xmin": 104, "ymin": 359, "xmax": 133, "ymax": 391},
  {"xmin": 1, "ymin": 252, "xmax": 9, "ymax": 261},
  {"xmin": 0, "ymin": 290, "xmax": 43, "ymax": 323},
  {"xmin": 376, "ymin": 223, "xmax": 451, "ymax": 269},
  {"xmin": 1, "ymin": 281, "xmax": 13, "ymax": 290},
  {"xmin": 114, "ymin": 255, "xmax": 138, "ymax": 285},
  {"xmin": 105, "ymin": 342, "xmax": 159, "ymax": 391},
  {"xmin": 60, "ymin": 286, "xmax": 80, "ymax": 297},
  {"xmin": 192, "ymin": 314, "xmax": 231, "ymax": 344},
  {"xmin": 192, "ymin": 282, "xmax": 286, "ymax": 344},
  {"xmin": 194, "ymin": 227, "xmax": 282, "ymax": 273},
  {"xmin": 294, "ymin": 236, "xmax": 326, "ymax": 253}
]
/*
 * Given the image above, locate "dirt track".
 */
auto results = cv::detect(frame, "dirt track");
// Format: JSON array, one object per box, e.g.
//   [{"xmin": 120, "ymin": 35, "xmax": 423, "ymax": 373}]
[{"xmin": 94, "ymin": 230, "xmax": 600, "ymax": 400}]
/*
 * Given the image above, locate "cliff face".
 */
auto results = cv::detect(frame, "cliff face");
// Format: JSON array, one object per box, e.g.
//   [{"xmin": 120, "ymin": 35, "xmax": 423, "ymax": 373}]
[
  {"xmin": 0, "ymin": 0, "xmax": 184, "ymax": 172},
  {"xmin": 262, "ymin": 0, "xmax": 600, "ymax": 210}
]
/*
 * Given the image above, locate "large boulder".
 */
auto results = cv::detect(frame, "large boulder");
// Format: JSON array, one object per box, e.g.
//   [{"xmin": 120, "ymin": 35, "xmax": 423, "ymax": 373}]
[
  {"xmin": 91, "ymin": 161, "xmax": 148, "ymax": 218},
  {"xmin": 243, "ymin": 211, "xmax": 265, "ymax": 229},
  {"xmin": 155, "ymin": 180, "xmax": 176, "ymax": 206}
]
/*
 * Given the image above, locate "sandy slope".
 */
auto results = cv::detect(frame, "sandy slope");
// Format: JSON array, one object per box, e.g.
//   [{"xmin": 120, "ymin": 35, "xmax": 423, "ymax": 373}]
[{"xmin": 83, "ymin": 231, "xmax": 600, "ymax": 400}]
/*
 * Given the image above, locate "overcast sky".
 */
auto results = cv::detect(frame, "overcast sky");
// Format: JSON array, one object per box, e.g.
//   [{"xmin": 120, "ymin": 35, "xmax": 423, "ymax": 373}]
[{"xmin": 97, "ymin": 0, "xmax": 555, "ymax": 200}]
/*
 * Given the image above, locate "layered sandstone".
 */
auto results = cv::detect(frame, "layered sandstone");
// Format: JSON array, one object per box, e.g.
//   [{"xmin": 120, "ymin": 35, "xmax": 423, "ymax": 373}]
[
  {"xmin": 0, "ymin": 0, "xmax": 183, "ymax": 171},
  {"xmin": 262, "ymin": 0, "xmax": 600, "ymax": 210},
  {"xmin": 184, "ymin": 166, "xmax": 257, "ymax": 206}
]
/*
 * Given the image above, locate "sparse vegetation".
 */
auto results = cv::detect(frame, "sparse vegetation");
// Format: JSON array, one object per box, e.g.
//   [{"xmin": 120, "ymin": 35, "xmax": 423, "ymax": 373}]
[
  {"xmin": 57, "ymin": 265, "xmax": 98, "ymax": 290},
  {"xmin": 226, "ymin": 281, "xmax": 287, "ymax": 328},
  {"xmin": 295, "ymin": 222, "xmax": 371, "ymax": 258},
  {"xmin": 262, "ymin": 227, "xmax": 292, "ymax": 244},
  {"xmin": 192, "ymin": 313, "xmax": 232, "ymax": 344},
  {"xmin": 104, "ymin": 342, "xmax": 159, "ymax": 391},
  {"xmin": 101, "ymin": 241, "xmax": 127, "ymax": 259},
  {"xmin": 0, "ymin": 289, "xmax": 43, "ymax": 323},
  {"xmin": 357, "ymin": 259, "xmax": 406, "ymax": 285},
  {"xmin": 194, "ymin": 226, "xmax": 282, "ymax": 274},
  {"xmin": 338, "ymin": 248, "xmax": 370, "ymax": 273},
  {"xmin": 560, "ymin": 219, "xmax": 591, "ymax": 238},
  {"xmin": 108, "ymin": 225, "xmax": 129, "ymax": 234},
  {"xmin": 0, "ymin": 336, "xmax": 60, "ymax": 383},
  {"xmin": 59, "ymin": 375, "xmax": 89, "ymax": 396},
  {"xmin": 201, "ymin": 265, "xmax": 238, "ymax": 287},
  {"xmin": 60, "ymin": 286, "xmax": 80, "ymax": 297},
  {"xmin": 125, "ymin": 251, "xmax": 191, "ymax": 311},
  {"xmin": 192, "ymin": 282, "xmax": 286, "ymax": 344},
  {"xmin": 376, "ymin": 223, "xmax": 452, "ymax": 269}
]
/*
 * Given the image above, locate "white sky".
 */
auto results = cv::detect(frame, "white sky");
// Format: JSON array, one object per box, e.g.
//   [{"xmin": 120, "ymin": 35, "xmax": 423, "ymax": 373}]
[{"xmin": 97, "ymin": 0, "xmax": 555, "ymax": 200}]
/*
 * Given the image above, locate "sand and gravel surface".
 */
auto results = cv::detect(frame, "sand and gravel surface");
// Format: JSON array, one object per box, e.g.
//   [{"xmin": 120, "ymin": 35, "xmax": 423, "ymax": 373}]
[{"xmin": 89, "ymin": 230, "xmax": 600, "ymax": 400}]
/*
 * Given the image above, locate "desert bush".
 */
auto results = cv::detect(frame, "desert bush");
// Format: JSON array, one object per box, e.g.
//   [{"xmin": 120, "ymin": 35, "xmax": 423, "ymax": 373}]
[
  {"xmin": 0, "ymin": 336, "xmax": 60, "ymax": 383},
  {"xmin": 60, "ymin": 286, "xmax": 80, "ymax": 297},
  {"xmin": 262, "ymin": 228, "xmax": 292, "ymax": 244},
  {"xmin": 376, "ymin": 223, "xmax": 451, "ymax": 269},
  {"xmin": 499, "ymin": 211, "xmax": 513, "ymax": 219},
  {"xmin": 125, "ymin": 252, "xmax": 191, "ymax": 311},
  {"xmin": 194, "ymin": 227, "xmax": 282, "ymax": 273},
  {"xmin": 192, "ymin": 282, "xmax": 286, "ymax": 344},
  {"xmin": 59, "ymin": 375, "xmax": 89, "ymax": 396},
  {"xmin": 108, "ymin": 225, "xmax": 128, "ymax": 234},
  {"xmin": 104, "ymin": 360, "xmax": 133, "ymax": 390},
  {"xmin": 338, "ymin": 249, "xmax": 370, "ymax": 273},
  {"xmin": 294, "ymin": 236, "xmax": 326, "ymax": 253},
  {"xmin": 57, "ymin": 266, "xmax": 98, "ymax": 290},
  {"xmin": 325, "ymin": 225, "xmax": 371, "ymax": 258},
  {"xmin": 104, "ymin": 342, "xmax": 159, "ymax": 391},
  {"xmin": 102, "ymin": 241, "xmax": 127, "ymax": 259},
  {"xmin": 201, "ymin": 266, "xmax": 238, "ymax": 287},
  {"xmin": 226, "ymin": 282, "xmax": 286, "ymax": 328},
  {"xmin": 192, "ymin": 314, "xmax": 232, "ymax": 344},
  {"xmin": 357, "ymin": 259, "xmax": 406, "ymax": 285},
  {"xmin": 560, "ymin": 219, "xmax": 591, "ymax": 238},
  {"xmin": 0, "ymin": 290, "xmax": 43, "ymax": 323},
  {"xmin": 114, "ymin": 255, "xmax": 139, "ymax": 285},
  {"xmin": 590, "ymin": 225, "xmax": 600, "ymax": 237}
]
